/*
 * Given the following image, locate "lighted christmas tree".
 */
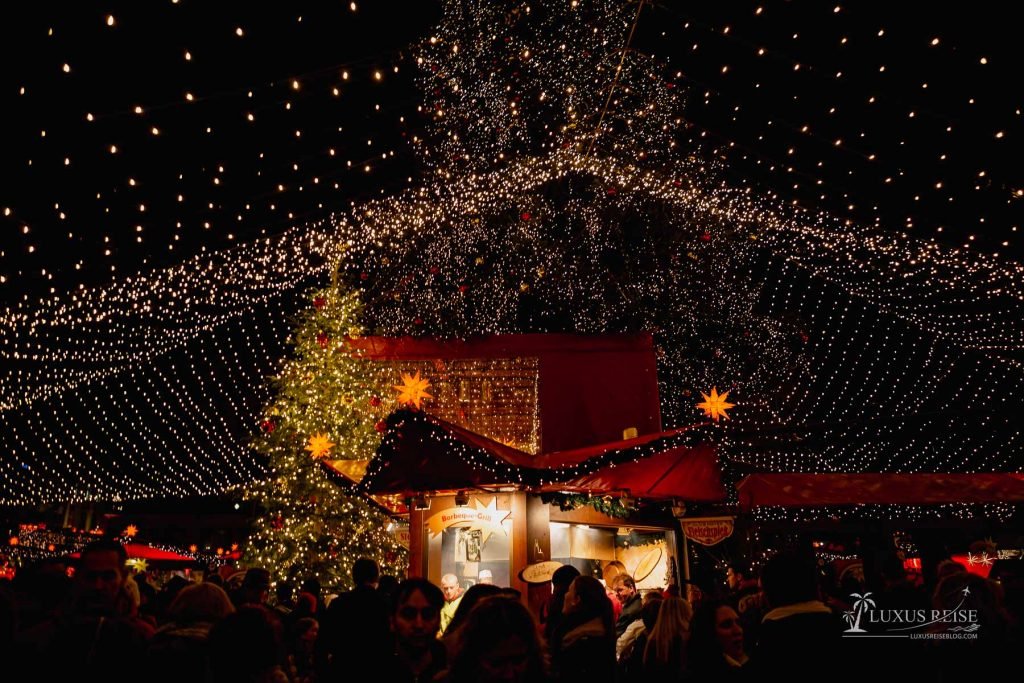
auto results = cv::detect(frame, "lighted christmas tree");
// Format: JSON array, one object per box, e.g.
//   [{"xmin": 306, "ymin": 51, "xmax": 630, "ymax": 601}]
[{"xmin": 243, "ymin": 288, "xmax": 406, "ymax": 587}]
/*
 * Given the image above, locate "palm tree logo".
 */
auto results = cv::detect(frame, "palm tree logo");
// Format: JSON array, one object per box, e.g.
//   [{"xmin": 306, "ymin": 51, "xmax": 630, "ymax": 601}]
[{"xmin": 843, "ymin": 592, "xmax": 876, "ymax": 633}]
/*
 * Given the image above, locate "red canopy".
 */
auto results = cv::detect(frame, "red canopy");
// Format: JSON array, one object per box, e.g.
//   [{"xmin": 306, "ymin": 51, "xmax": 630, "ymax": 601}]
[
  {"xmin": 71, "ymin": 543, "xmax": 195, "ymax": 562},
  {"xmin": 357, "ymin": 410, "xmax": 723, "ymax": 502},
  {"xmin": 540, "ymin": 444, "xmax": 724, "ymax": 502},
  {"xmin": 123, "ymin": 543, "xmax": 195, "ymax": 561},
  {"xmin": 737, "ymin": 472, "xmax": 1024, "ymax": 508}
]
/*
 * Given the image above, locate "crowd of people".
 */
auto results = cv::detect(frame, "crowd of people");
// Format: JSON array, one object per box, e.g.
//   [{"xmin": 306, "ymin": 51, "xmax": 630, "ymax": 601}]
[{"xmin": 0, "ymin": 538, "xmax": 1020, "ymax": 682}]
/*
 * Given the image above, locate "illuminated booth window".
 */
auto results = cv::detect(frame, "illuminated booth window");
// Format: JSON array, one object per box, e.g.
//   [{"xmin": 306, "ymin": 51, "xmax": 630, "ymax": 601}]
[
  {"xmin": 425, "ymin": 494, "xmax": 514, "ymax": 591},
  {"xmin": 550, "ymin": 522, "xmax": 674, "ymax": 589}
]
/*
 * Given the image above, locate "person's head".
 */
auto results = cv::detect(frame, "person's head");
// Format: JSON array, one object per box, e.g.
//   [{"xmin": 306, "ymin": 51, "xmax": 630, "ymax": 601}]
[
  {"xmin": 75, "ymin": 539, "xmax": 128, "ymax": 614},
  {"xmin": 612, "ymin": 574, "xmax": 637, "ymax": 603},
  {"xmin": 208, "ymin": 606, "xmax": 285, "ymax": 681},
  {"xmin": 352, "ymin": 557, "xmax": 380, "ymax": 588},
  {"xmin": 478, "ymin": 569, "xmax": 494, "ymax": 585},
  {"xmin": 240, "ymin": 568, "xmax": 272, "ymax": 605},
  {"xmin": 642, "ymin": 590, "xmax": 664, "ymax": 606},
  {"xmin": 168, "ymin": 582, "xmax": 235, "ymax": 625},
  {"xmin": 726, "ymin": 562, "xmax": 749, "ymax": 590},
  {"xmin": 441, "ymin": 573, "xmax": 463, "ymax": 603},
  {"xmin": 294, "ymin": 591, "xmax": 317, "ymax": 617},
  {"xmin": 551, "ymin": 564, "xmax": 580, "ymax": 593},
  {"xmin": 640, "ymin": 598, "xmax": 662, "ymax": 630},
  {"xmin": 299, "ymin": 577, "xmax": 321, "ymax": 597},
  {"xmin": 446, "ymin": 596, "xmax": 548, "ymax": 683},
  {"xmin": 444, "ymin": 583, "xmax": 504, "ymax": 638},
  {"xmin": 933, "ymin": 572, "xmax": 1010, "ymax": 640},
  {"xmin": 761, "ymin": 550, "xmax": 819, "ymax": 608},
  {"xmin": 392, "ymin": 578, "xmax": 444, "ymax": 650},
  {"xmin": 275, "ymin": 580, "xmax": 294, "ymax": 604},
  {"xmin": 688, "ymin": 599, "xmax": 745, "ymax": 669},
  {"xmin": 563, "ymin": 575, "xmax": 614, "ymax": 640},
  {"xmin": 935, "ymin": 559, "xmax": 967, "ymax": 581}
]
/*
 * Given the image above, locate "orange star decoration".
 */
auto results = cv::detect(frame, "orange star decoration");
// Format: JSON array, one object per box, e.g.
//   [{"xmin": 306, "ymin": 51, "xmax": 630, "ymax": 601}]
[
  {"xmin": 305, "ymin": 433, "xmax": 335, "ymax": 459},
  {"xmin": 123, "ymin": 524, "xmax": 139, "ymax": 537},
  {"xmin": 394, "ymin": 370, "xmax": 433, "ymax": 409},
  {"xmin": 696, "ymin": 387, "xmax": 735, "ymax": 421}
]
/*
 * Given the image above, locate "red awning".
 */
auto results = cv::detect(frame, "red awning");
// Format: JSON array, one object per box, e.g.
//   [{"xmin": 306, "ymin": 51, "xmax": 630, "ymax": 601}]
[
  {"xmin": 70, "ymin": 543, "xmax": 195, "ymax": 562},
  {"xmin": 737, "ymin": 472, "xmax": 1024, "ymax": 508},
  {"xmin": 123, "ymin": 543, "xmax": 195, "ymax": 561},
  {"xmin": 358, "ymin": 410, "xmax": 723, "ymax": 502},
  {"xmin": 541, "ymin": 444, "xmax": 725, "ymax": 502}
]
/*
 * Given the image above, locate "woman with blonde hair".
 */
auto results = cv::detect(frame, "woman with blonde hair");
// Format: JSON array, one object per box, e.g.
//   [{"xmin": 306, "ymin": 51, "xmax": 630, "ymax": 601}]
[{"xmin": 641, "ymin": 595, "xmax": 692, "ymax": 682}]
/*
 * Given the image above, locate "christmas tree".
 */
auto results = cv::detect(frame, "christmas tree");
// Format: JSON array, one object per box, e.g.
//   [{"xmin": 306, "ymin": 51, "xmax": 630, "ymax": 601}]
[{"xmin": 243, "ymin": 289, "xmax": 406, "ymax": 587}]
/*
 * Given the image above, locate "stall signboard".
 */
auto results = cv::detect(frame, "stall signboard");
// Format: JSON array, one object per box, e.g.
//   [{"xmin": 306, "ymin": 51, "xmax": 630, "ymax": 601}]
[
  {"xmin": 681, "ymin": 517, "xmax": 734, "ymax": 546},
  {"xmin": 519, "ymin": 561, "xmax": 564, "ymax": 584},
  {"xmin": 426, "ymin": 497, "xmax": 510, "ymax": 543}
]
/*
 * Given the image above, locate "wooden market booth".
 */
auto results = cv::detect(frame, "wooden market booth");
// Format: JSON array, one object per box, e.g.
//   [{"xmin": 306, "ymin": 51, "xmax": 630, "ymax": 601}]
[{"xmin": 324, "ymin": 333, "xmax": 725, "ymax": 614}]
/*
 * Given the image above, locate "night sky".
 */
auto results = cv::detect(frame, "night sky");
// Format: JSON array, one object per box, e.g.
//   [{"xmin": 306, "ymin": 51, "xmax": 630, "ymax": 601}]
[{"xmin": 2, "ymin": 1, "xmax": 1020, "ymax": 305}]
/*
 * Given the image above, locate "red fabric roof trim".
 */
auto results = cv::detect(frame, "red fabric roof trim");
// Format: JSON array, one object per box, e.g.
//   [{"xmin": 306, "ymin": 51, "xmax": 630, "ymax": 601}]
[
  {"xmin": 71, "ymin": 543, "xmax": 195, "ymax": 562},
  {"xmin": 359, "ymin": 410, "xmax": 723, "ymax": 501},
  {"xmin": 346, "ymin": 333, "xmax": 656, "ymax": 360},
  {"xmin": 737, "ymin": 473, "xmax": 1024, "ymax": 508}
]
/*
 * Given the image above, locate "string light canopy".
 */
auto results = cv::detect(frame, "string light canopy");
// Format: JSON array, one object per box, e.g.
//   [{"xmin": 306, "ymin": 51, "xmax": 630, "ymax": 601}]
[
  {"xmin": 1, "ymin": 2, "xmax": 1018, "ymax": 305},
  {"xmin": 0, "ymin": 1, "xmax": 1019, "ymax": 525}
]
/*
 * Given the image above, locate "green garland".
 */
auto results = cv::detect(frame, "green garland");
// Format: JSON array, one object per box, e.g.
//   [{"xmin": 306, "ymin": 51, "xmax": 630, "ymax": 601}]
[{"xmin": 541, "ymin": 492, "xmax": 634, "ymax": 519}]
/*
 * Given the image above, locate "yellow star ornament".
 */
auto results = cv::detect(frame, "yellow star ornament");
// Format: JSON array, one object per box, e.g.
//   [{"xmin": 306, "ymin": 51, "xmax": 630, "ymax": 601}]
[
  {"xmin": 305, "ymin": 433, "xmax": 335, "ymax": 459},
  {"xmin": 394, "ymin": 370, "xmax": 433, "ymax": 409},
  {"xmin": 696, "ymin": 387, "xmax": 735, "ymax": 421}
]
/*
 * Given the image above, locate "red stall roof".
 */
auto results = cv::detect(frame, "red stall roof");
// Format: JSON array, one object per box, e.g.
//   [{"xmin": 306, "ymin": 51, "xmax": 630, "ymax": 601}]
[
  {"xmin": 737, "ymin": 472, "xmax": 1024, "ymax": 508},
  {"xmin": 351, "ymin": 410, "xmax": 723, "ymax": 502}
]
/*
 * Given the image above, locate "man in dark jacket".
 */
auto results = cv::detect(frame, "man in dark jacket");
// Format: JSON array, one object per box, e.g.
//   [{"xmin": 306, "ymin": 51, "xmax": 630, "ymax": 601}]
[
  {"xmin": 749, "ymin": 550, "xmax": 846, "ymax": 682},
  {"xmin": 612, "ymin": 574, "xmax": 642, "ymax": 638},
  {"xmin": 315, "ymin": 557, "xmax": 392, "ymax": 679}
]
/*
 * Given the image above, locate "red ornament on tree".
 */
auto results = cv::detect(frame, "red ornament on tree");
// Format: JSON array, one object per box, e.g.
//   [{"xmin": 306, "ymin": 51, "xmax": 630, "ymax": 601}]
[
  {"xmin": 385, "ymin": 550, "xmax": 398, "ymax": 564},
  {"xmin": 374, "ymin": 420, "xmax": 387, "ymax": 433},
  {"xmin": 700, "ymin": 232, "xmax": 712, "ymax": 242},
  {"xmin": 316, "ymin": 332, "xmax": 329, "ymax": 349},
  {"xmin": 414, "ymin": 317, "xmax": 424, "ymax": 326},
  {"xmin": 369, "ymin": 396, "xmax": 381, "ymax": 407},
  {"xmin": 429, "ymin": 266, "xmax": 440, "ymax": 275},
  {"xmin": 458, "ymin": 284, "xmax": 468, "ymax": 294},
  {"xmin": 520, "ymin": 211, "xmax": 531, "ymax": 221},
  {"xmin": 271, "ymin": 516, "xmax": 284, "ymax": 530},
  {"xmin": 606, "ymin": 187, "xmax": 618, "ymax": 196},
  {"xmin": 360, "ymin": 272, "xmax": 369, "ymax": 281},
  {"xmin": 313, "ymin": 296, "xmax": 326, "ymax": 309},
  {"xmin": 260, "ymin": 419, "xmax": 275, "ymax": 434}
]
